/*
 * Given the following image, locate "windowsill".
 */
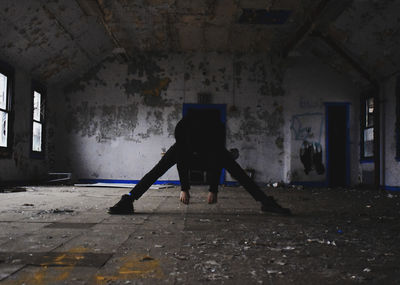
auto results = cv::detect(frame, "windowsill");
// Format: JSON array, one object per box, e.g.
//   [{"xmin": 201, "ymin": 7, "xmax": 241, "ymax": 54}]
[{"xmin": 30, "ymin": 151, "xmax": 45, "ymax": 160}]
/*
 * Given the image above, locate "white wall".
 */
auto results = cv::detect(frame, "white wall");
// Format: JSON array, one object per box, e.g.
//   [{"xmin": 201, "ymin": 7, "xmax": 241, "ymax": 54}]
[
  {"xmin": 382, "ymin": 75, "xmax": 400, "ymax": 188},
  {"xmin": 283, "ymin": 55, "xmax": 361, "ymax": 185},
  {"xmin": 52, "ymin": 52, "xmax": 362, "ymax": 185}
]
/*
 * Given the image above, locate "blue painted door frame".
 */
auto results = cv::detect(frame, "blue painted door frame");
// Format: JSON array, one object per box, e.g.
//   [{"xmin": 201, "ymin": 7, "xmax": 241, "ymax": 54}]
[
  {"xmin": 182, "ymin": 103, "xmax": 227, "ymax": 184},
  {"xmin": 325, "ymin": 102, "xmax": 351, "ymax": 187}
]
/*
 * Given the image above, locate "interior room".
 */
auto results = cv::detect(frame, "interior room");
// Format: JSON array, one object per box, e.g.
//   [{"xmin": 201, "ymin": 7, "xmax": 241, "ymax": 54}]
[{"xmin": 0, "ymin": 0, "xmax": 399, "ymax": 283}]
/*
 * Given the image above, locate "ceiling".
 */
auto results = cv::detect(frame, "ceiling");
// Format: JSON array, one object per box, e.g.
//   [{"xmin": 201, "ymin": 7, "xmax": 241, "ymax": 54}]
[{"xmin": 0, "ymin": 0, "xmax": 399, "ymax": 87}]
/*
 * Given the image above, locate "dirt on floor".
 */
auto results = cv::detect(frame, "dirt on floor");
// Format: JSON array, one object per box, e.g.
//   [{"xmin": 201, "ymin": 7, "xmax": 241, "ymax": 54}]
[{"xmin": 0, "ymin": 185, "xmax": 399, "ymax": 284}]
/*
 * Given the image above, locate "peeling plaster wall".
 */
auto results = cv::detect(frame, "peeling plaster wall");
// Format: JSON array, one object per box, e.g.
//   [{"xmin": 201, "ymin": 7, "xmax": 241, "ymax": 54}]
[
  {"xmin": 382, "ymin": 76, "xmax": 400, "ymax": 187},
  {"xmin": 283, "ymin": 55, "xmax": 361, "ymax": 185},
  {"xmin": 54, "ymin": 52, "xmax": 287, "ymax": 183},
  {"xmin": 54, "ymin": 52, "xmax": 361, "ymax": 185},
  {"xmin": 0, "ymin": 66, "xmax": 48, "ymax": 182}
]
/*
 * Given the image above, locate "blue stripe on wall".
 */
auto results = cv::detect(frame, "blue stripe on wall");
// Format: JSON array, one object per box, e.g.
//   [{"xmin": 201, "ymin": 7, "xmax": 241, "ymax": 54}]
[
  {"xmin": 382, "ymin": 185, "xmax": 400, "ymax": 192},
  {"xmin": 78, "ymin": 179, "xmax": 240, "ymax": 186},
  {"xmin": 78, "ymin": 179, "xmax": 181, "ymax": 185}
]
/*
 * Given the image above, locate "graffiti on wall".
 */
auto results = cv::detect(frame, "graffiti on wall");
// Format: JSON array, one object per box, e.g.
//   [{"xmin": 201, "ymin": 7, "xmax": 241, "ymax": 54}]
[
  {"xmin": 291, "ymin": 113, "xmax": 325, "ymax": 175},
  {"xmin": 290, "ymin": 112, "xmax": 323, "ymax": 142},
  {"xmin": 300, "ymin": 141, "xmax": 325, "ymax": 175}
]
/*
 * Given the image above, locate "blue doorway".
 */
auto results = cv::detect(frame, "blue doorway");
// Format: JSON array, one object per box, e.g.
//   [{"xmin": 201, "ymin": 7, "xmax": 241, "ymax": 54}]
[
  {"xmin": 325, "ymin": 102, "xmax": 350, "ymax": 187},
  {"xmin": 182, "ymin": 103, "xmax": 227, "ymax": 185}
]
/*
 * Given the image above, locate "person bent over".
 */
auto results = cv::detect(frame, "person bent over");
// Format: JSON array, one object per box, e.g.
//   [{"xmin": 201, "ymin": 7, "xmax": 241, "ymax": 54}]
[{"xmin": 109, "ymin": 109, "xmax": 291, "ymax": 215}]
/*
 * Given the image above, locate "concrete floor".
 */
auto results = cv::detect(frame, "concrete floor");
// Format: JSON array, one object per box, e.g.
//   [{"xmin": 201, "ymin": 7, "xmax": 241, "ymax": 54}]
[{"xmin": 0, "ymin": 185, "xmax": 399, "ymax": 284}]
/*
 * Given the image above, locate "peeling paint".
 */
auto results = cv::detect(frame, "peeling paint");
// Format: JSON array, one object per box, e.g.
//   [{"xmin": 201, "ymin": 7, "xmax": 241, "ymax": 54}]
[
  {"xmin": 66, "ymin": 103, "xmax": 139, "ymax": 142},
  {"xmin": 123, "ymin": 54, "xmax": 171, "ymax": 106}
]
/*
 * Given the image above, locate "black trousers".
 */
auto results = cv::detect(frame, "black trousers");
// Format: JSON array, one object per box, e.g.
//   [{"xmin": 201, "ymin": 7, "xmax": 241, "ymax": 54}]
[{"xmin": 129, "ymin": 143, "xmax": 269, "ymax": 202}]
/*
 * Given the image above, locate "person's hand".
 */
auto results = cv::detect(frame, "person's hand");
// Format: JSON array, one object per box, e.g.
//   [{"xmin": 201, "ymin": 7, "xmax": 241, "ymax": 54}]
[
  {"xmin": 180, "ymin": 191, "xmax": 190, "ymax": 204},
  {"xmin": 207, "ymin": 192, "xmax": 218, "ymax": 204}
]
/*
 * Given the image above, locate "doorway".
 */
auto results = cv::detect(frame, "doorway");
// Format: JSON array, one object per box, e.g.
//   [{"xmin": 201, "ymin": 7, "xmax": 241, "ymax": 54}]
[
  {"xmin": 325, "ymin": 103, "xmax": 350, "ymax": 187},
  {"xmin": 182, "ymin": 103, "xmax": 227, "ymax": 185}
]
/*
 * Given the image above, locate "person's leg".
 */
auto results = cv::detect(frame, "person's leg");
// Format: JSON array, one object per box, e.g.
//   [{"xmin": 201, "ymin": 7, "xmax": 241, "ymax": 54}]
[
  {"xmin": 220, "ymin": 148, "xmax": 266, "ymax": 201},
  {"xmin": 109, "ymin": 144, "xmax": 178, "ymax": 214},
  {"xmin": 129, "ymin": 143, "xmax": 178, "ymax": 200},
  {"xmin": 220, "ymin": 148, "xmax": 291, "ymax": 215}
]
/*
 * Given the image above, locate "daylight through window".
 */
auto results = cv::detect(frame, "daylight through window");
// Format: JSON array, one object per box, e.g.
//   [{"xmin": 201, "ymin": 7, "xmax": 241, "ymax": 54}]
[
  {"xmin": 0, "ymin": 72, "xmax": 9, "ymax": 148},
  {"xmin": 32, "ymin": 90, "xmax": 43, "ymax": 152}
]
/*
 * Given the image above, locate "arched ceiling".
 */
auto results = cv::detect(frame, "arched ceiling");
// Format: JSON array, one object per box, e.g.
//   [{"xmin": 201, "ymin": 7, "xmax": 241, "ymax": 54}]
[{"xmin": 0, "ymin": 0, "xmax": 399, "ymax": 87}]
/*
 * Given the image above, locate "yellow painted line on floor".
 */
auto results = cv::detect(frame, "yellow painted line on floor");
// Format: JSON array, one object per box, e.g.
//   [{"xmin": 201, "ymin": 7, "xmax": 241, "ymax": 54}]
[
  {"xmin": 95, "ymin": 254, "xmax": 164, "ymax": 284},
  {"xmin": 2, "ymin": 247, "xmax": 89, "ymax": 285}
]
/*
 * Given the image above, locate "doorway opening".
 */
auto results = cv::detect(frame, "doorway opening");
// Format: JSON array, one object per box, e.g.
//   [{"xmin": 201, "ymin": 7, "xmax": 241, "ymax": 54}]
[
  {"xmin": 182, "ymin": 103, "xmax": 227, "ymax": 185},
  {"xmin": 325, "ymin": 103, "xmax": 350, "ymax": 187}
]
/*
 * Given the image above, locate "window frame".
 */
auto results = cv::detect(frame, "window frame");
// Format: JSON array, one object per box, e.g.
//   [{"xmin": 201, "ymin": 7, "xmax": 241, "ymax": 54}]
[
  {"xmin": 0, "ymin": 61, "xmax": 14, "ymax": 158},
  {"xmin": 30, "ymin": 81, "xmax": 46, "ymax": 159},
  {"xmin": 396, "ymin": 75, "xmax": 400, "ymax": 161},
  {"xmin": 360, "ymin": 93, "xmax": 376, "ymax": 162}
]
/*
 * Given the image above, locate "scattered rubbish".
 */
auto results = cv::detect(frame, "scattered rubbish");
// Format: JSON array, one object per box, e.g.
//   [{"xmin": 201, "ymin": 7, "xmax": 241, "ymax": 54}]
[
  {"xmin": 140, "ymin": 256, "xmax": 154, "ymax": 262},
  {"xmin": 267, "ymin": 246, "xmax": 295, "ymax": 251},
  {"xmin": 200, "ymin": 219, "xmax": 211, "ymax": 222},
  {"xmin": 37, "ymin": 208, "xmax": 74, "ymax": 214},
  {"xmin": 0, "ymin": 187, "xmax": 27, "ymax": 193},
  {"xmin": 276, "ymin": 261, "xmax": 286, "ymax": 266},
  {"xmin": 387, "ymin": 193, "xmax": 393, "ymax": 198},
  {"xmin": 154, "ymin": 244, "xmax": 164, "ymax": 248},
  {"xmin": 194, "ymin": 260, "xmax": 230, "ymax": 281},
  {"xmin": 136, "ymin": 236, "xmax": 143, "ymax": 240},
  {"xmin": 366, "ymin": 205, "xmax": 371, "ymax": 208},
  {"xmin": 272, "ymin": 182, "xmax": 279, "ymax": 188},
  {"xmin": 173, "ymin": 253, "xmax": 188, "ymax": 260},
  {"xmin": 266, "ymin": 269, "xmax": 282, "ymax": 275},
  {"xmin": 307, "ymin": 239, "xmax": 337, "ymax": 246},
  {"xmin": 337, "ymin": 229, "xmax": 343, "ymax": 234},
  {"xmin": 363, "ymin": 268, "xmax": 371, "ymax": 273},
  {"xmin": 22, "ymin": 203, "xmax": 34, "ymax": 207}
]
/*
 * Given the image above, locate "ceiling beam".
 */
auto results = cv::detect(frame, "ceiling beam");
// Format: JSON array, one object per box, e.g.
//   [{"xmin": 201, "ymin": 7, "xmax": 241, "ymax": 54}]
[
  {"xmin": 282, "ymin": 0, "xmax": 353, "ymax": 58},
  {"xmin": 75, "ymin": 0, "xmax": 131, "ymax": 61},
  {"xmin": 312, "ymin": 30, "xmax": 377, "ymax": 86}
]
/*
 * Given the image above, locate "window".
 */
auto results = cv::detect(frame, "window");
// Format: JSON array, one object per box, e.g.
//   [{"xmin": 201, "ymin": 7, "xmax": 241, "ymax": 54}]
[
  {"xmin": 0, "ymin": 62, "xmax": 13, "ymax": 157},
  {"xmin": 31, "ymin": 83, "xmax": 46, "ymax": 158},
  {"xmin": 361, "ymin": 96, "xmax": 375, "ymax": 161}
]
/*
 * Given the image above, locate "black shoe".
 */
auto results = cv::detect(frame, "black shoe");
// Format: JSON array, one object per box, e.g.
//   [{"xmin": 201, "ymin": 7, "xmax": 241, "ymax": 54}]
[
  {"xmin": 261, "ymin": 197, "xmax": 292, "ymax": 216},
  {"xmin": 108, "ymin": 195, "xmax": 134, "ymax": 215}
]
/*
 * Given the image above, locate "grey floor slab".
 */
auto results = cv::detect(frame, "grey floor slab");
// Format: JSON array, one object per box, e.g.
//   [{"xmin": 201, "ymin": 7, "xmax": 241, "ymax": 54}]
[{"xmin": 0, "ymin": 185, "xmax": 399, "ymax": 284}]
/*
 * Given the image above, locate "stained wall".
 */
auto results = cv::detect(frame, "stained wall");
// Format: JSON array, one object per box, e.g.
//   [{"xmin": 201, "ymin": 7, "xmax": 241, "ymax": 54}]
[{"xmin": 51, "ymin": 52, "xmax": 361, "ymax": 185}]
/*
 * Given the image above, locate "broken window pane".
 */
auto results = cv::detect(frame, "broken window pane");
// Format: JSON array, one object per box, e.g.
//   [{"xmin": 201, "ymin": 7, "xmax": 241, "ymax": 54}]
[
  {"xmin": 0, "ymin": 111, "xmax": 8, "ymax": 147},
  {"xmin": 0, "ymin": 73, "xmax": 7, "ymax": 110},
  {"xmin": 33, "ymin": 91, "xmax": 41, "ymax": 121},
  {"xmin": 32, "ymin": 121, "xmax": 42, "ymax": 152},
  {"xmin": 364, "ymin": 127, "xmax": 374, "ymax": 157}
]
